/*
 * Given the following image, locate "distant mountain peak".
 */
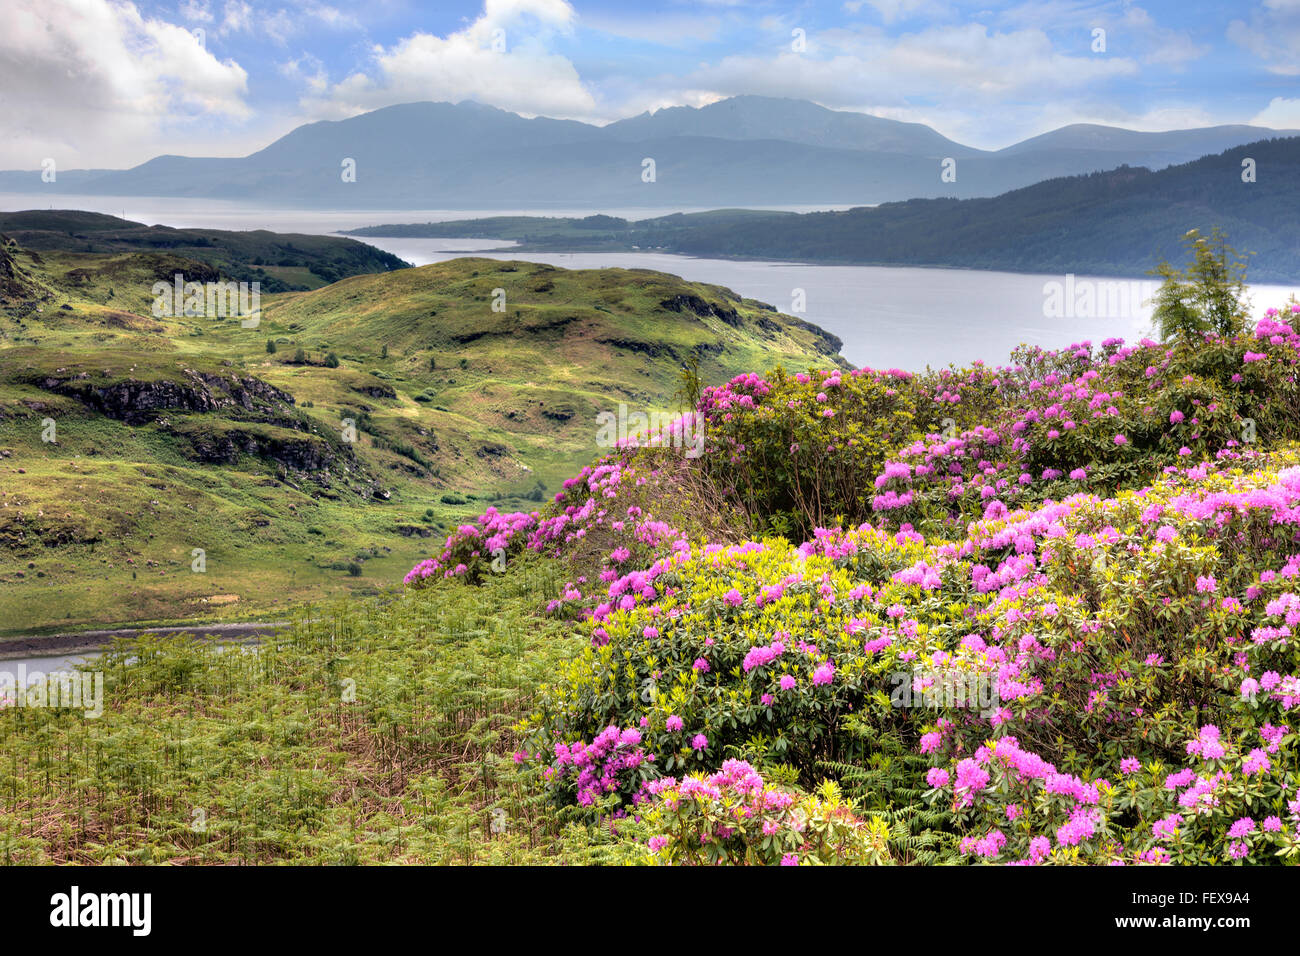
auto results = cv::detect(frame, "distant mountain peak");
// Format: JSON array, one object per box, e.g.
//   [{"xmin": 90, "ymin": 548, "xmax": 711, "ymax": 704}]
[{"xmin": 7, "ymin": 95, "xmax": 1296, "ymax": 209}]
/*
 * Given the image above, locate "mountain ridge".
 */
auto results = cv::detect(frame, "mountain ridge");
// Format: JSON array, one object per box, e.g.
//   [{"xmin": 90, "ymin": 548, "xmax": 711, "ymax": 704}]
[{"xmin": 4, "ymin": 96, "xmax": 1294, "ymax": 208}]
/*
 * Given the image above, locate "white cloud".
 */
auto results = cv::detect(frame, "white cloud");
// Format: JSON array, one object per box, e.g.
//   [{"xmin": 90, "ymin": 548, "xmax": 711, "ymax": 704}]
[
  {"xmin": 219, "ymin": 0, "xmax": 254, "ymax": 35},
  {"xmin": 1228, "ymin": 1, "xmax": 1300, "ymax": 75},
  {"xmin": 0, "ymin": 0, "xmax": 251, "ymax": 168},
  {"xmin": 996, "ymin": 3, "xmax": 1207, "ymax": 67},
  {"xmin": 683, "ymin": 23, "xmax": 1138, "ymax": 113},
  {"xmin": 279, "ymin": 54, "xmax": 330, "ymax": 96},
  {"xmin": 1250, "ymin": 96, "xmax": 1300, "ymax": 128},
  {"xmin": 217, "ymin": 0, "xmax": 358, "ymax": 45},
  {"xmin": 582, "ymin": 11, "xmax": 723, "ymax": 47},
  {"xmin": 180, "ymin": 0, "xmax": 214, "ymax": 23},
  {"xmin": 861, "ymin": 0, "xmax": 954, "ymax": 24},
  {"xmin": 1139, "ymin": 32, "xmax": 1206, "ymax": 67},
  {"xmin": 300, "ymin": 0, "xmax": 596, "ymax": 120}
]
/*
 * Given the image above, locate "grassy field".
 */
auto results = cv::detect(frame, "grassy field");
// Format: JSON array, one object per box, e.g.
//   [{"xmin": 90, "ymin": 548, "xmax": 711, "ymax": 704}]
[
  {"xmin": 0, "ymin": 565, "xmax": 635, "ymax": 864},
  {"xmin": 0, "ymin": 239, "xmax": 844, "ymax": 636}
]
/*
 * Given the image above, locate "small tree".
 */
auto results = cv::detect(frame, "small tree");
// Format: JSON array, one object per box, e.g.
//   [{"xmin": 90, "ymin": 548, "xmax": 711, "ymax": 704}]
[
  {"xmin": 324, "ymin": 352, "xmax": 340, "ymax": 368},
  {"xmin": 266, "ymin": 338, "xmax": 276, "ymax": 354},
  {"xmin": 381, "ymin": 344, "xmax": 389, "ymax": 359},
  {"xmin": 1150, "ymin": 228, "xmax": 1251, "ymax": 343},
  {"xmin": 293, "ymin": 347, "xmax": 307, "ymax": 364},
  {"xmin": 674, "ymin": 354, "xmax": 704, "ymax": 413}
]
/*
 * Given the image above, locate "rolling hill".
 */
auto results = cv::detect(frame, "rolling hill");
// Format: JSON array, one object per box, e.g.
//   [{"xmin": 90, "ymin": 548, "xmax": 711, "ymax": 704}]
[{"xmin": 0, "ymin": 239, "xmax": 843, "ymax": 635}]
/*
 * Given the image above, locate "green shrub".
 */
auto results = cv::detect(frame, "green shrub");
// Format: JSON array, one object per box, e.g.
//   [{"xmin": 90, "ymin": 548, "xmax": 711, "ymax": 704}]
[{"xmin": 698, "ymin": 367, "xmax": 923, "ymax": 537}]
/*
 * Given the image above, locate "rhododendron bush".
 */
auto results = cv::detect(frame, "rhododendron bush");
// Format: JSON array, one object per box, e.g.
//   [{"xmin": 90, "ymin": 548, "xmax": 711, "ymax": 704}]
[
  {"xmin": 873, "ymin": 313, "xmax": 1300, "ymax": 534},
  {"xmin": 511, "ymin": 448, "xmax": 1300, "ymax": 863},
  {"xmin": 639, "ymin": 764, "xmax": 892, "ymax": 865},
  {"xmin": 688, "ymin": 309, "xmax": 1300, "ymax": 538},
  {"xmin": 403, "ymin": 303, "xmax": 1300, "ymax": 864},
  {"xmin": 696, "ymin": 367, "xmax": 922, "ymax": 536},
  {"xmin": 405, "ymin": 449, "xmax": 734, "ymax": 615}
]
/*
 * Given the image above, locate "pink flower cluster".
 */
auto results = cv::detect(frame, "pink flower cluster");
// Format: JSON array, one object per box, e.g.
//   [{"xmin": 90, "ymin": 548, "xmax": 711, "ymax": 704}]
[{"xmin": 546, "ymin": 725, "xmax": 655, "ymax": 807}]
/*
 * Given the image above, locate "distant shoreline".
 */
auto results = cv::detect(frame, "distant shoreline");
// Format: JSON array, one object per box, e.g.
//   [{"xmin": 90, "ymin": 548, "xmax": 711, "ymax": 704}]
[{"xmin": 340, "ymin": 238, "xmax": 1274, "ymax": 286}]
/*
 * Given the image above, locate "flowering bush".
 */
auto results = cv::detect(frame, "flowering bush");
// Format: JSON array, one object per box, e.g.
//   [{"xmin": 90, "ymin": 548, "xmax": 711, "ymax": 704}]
[
  {"xmin": 407, "ymin": 296, "xmax": 1300, "ymax": 864},
  {"xmin": 639, "ymin": 760, "xmax": 891, "ymax": 865},
  {"xmin": 925, "ymin": 727, "xmax": 1300, "ymax": 864},
  {"xmin": 516, "ymin": 445, "xmax": 1300, "ymax": 863},
  {"xmin": 534, "ymin": 724, "xmax": 659, "ymax": 812},
  {"xmin": 676, "ymin": 315, "xmax": 1300, "ymax": 539},
  {"xmin": 405, "ymin": 449, "xmax": 733, "ymax": 618},
  {"xmin": 873, "ymin": 317, "xmax": 1300, "ymax": 533},
  {"xmin": 696, "ymin": 367, "xmax": 922, "ymax": 536},
  {"xmin": 405, "ymin": 506, "xmax": 541, "ymax": 585}
]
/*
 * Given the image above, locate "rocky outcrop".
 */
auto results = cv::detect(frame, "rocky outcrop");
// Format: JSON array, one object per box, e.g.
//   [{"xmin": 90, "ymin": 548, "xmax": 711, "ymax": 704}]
[
  {"xmin": 37, "ymin": 367, "xmax": 295, "ymax": 426},
  {"xmin": 0, "ymin": 239, "xmax": 42, "ymax": 303},
  {"xmin": 593, "ymin": 336, "xmax": 675, "ymax": 359},
  {"xmin": 180, "ymin": 425, "xmax": 338, "ymax": 471},
  {"xmin": 351, "ymin": 381, "xmax": 397, "ymax": 399},
  {"xmin": 659, "ymin": 293, "xmax": 742, "ymax": 328},
  {"xmin": 394, "ymin": 524, "xmax": 435, "ymax": 537}
]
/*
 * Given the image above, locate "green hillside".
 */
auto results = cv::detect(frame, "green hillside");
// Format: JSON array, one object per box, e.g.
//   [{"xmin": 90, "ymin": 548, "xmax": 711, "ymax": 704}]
[{"xmin": 0, "ymin": 242, "xmax": 844, "ymax": 636}]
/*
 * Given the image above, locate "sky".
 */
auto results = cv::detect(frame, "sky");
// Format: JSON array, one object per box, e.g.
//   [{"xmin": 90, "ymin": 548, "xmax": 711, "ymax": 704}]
[{"xmin": 1, "ymin": 0, "xmax": 1298, "ymax": 169}]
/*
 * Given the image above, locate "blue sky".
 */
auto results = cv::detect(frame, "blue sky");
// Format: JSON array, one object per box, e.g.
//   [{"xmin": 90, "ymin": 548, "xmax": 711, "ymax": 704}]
[{"xmin": 3, "ymin": 0, "xmax": 1298, "ymax": 168}]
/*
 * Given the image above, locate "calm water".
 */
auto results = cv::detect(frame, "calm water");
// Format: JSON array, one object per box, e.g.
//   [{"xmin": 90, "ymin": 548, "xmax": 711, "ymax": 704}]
[
  {"xmin": 0, "ymin": 653, "xmax": 95, "ymax": 675},
  {"xmin": 361, "ymin": 244, "xmax": 1299, "ymax": 369},
  {"xmin": 0, "ymin": 643, "xmax": 261, "ymax": 673},
  {"xmin": 3, "ymin": 193, "xmax": 1295, "ymax": 369}
]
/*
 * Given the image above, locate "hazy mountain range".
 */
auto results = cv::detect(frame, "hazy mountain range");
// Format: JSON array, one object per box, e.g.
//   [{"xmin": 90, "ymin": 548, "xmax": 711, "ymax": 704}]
[
  {"xmin": 344, "ymin": 136, "xmax": 1300, "ymax": 281},
  {"xmin": 2, "ymin": 97, "xmax": 1295, "ymax": 208}
]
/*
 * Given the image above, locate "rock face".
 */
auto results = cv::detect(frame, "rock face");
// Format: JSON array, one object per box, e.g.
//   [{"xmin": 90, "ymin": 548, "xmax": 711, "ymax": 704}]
[
  {"xmin": 179, "ymin": 425, "xmax": 339, "ymax": 472},
  {"xmin": 394, "ymin": 523, "xmax": 435, "ymax": 537},
  {"xmin": 0, "ymin": 239, "xmax": 42, "ymax": 303},
  {"xmin": 351, "ymin": 381, "xmax": 397, "ymax": 399},
  {"xmin": 659, "ymin": 293, "xmax": 742, "ymax": 328},
  {"xmin": 658, "ymin": 291, "xmax": 842, "ymax": 356},
  {"xmin": 39, "ymin": 367, "xmax": 295, "ymax": 426},
  {"xmin": 22, "ymin": 360, "xmax": 376, "ymax": 489}
]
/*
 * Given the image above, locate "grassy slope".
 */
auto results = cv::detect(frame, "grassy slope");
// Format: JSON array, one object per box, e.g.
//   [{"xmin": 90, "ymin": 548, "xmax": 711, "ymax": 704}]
[
  {"xmin": 0, "ymin": 246, "xmax": 844, "ymax": 636},
  {"xmin": 0, "ymin": 567, "xmax": 626, "ymax": 865}
]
